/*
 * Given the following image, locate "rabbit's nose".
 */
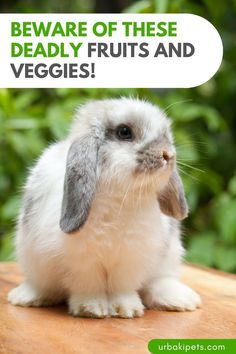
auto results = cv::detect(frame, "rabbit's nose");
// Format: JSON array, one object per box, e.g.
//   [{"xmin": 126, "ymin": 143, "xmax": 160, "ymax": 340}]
[{"xmin": 162, "ymin": 151, "xmax": 175, "ymax": 162}]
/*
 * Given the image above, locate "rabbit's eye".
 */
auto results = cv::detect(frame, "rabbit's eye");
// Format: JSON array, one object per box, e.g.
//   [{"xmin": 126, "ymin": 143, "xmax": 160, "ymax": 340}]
[{"xmin": 116, "ymin": 125, "xmax": 133, "ymax": 141}]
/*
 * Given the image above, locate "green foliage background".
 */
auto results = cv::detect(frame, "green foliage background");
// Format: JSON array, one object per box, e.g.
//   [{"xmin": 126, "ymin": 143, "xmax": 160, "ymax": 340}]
[{"xmin": 0, "ymin": 0, "xmax": 236, "ymax": 272}]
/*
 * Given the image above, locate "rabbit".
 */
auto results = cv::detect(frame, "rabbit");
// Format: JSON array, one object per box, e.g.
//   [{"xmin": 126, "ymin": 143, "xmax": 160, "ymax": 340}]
[{"xmin": 8, "ymin": 98, "xmax": 201, "ymax": 318}]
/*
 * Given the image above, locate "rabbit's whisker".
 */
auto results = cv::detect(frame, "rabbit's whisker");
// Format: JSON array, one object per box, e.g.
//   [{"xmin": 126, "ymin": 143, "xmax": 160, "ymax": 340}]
[
  {"xmin": 177, "ymin": 166, "xmax": 200, "ymax": 182},
  {"xmin": 132, "ymin": 174, "xmax": 140, "ymax": 208},
  {"xmin": 162, "ymin": 99, "xmax": 193, "ymax": 115},
  {"xmin": 118, "ymin": 180, "xmax": 133, "ymax": 215},
  {"xmin": 177, "ymin": 161, "xmax": 205, "ymax": 173}
]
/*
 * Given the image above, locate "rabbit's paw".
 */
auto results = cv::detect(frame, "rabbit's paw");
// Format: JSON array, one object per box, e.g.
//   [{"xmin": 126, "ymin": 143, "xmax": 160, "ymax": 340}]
[
  {"xmin": 142, "ymin": 278, "xmax": 201, "ymax": 312},
  {"xmin": 68, "ymin": 295, "xmax": 108, "ymax": 318},
  {"xmin": 8, "ymin": 282, "xmax": 48, "ymax": 307},
  {"xmin": 109, "ymin": 292, "xmax": 144, "ymax": 318}
]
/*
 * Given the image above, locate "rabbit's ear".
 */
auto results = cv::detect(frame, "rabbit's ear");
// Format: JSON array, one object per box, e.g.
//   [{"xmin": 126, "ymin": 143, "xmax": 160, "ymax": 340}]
[
  {"xmin": 158, "ymin": 170, "xmax": 188, "ymax": 220},
  {"xmin": 60, "ymin": 135, "xmax": 100, "ymax": 233}
]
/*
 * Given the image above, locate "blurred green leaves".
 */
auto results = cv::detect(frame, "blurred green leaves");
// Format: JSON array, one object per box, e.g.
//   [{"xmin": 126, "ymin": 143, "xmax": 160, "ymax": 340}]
[
  {"xmin": 1, "ymin": 82, "xmax": 236, "ymax": 272},
  {"xmin": 0, "ymin": 0, "xmax": 236, "ymax": 273}
]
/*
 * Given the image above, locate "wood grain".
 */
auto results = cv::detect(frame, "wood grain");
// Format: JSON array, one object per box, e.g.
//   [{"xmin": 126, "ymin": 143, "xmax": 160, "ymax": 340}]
[{"xmin": 0, "ymin": 262, "xmax": 236, "ymax": 354}]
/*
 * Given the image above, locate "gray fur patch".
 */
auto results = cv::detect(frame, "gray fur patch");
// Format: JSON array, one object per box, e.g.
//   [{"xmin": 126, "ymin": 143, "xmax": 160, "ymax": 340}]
[
  {"xmin": 22, "ymin": 194, "xmax": 34, "ymax": 227},
  {"xmin": 137, "ymin": 150, "xmax": 164, "ymax": 172},
  {"xmin": 22, "ymin": 192, "xmax": 44, "ymax": 229},
  {"xmin": 60, "ymin": 134, "xmax": 100, "ymax": 234},
  {"xmin": 136, "ymin": 138, "xmax": 173, "ymax": 172}
]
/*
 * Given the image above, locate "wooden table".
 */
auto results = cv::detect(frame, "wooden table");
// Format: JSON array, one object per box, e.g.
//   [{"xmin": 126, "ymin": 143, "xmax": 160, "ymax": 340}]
[{"xmin": 0, "ymin": 262, "xmax": 236, "ymax": 354}]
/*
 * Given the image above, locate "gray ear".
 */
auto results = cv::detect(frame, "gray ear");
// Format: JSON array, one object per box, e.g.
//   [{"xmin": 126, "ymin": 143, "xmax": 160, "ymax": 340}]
[
  {"xmin": 60, "ymin": 135, "xmax": 100, "ymax": 234},
  {"xmin": 158, "ymin": 170, "xmax": 188, "ymax": 220}
]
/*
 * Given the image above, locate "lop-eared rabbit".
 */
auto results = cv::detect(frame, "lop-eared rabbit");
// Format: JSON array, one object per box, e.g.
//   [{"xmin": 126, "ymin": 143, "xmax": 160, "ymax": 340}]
[{"xmin": 8, "ymin": 98, "xmax": 201, "ymax": 318}]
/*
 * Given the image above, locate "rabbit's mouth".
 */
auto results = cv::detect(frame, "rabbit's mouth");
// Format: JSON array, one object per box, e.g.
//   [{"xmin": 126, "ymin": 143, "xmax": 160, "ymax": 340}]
[{"xmin": 135, "ymin": 149, "xmax": 175, "ymax": 174}]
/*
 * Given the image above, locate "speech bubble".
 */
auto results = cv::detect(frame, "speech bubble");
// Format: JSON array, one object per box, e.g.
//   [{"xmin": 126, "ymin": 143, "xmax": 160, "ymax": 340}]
[{"xmin": 0, "ymin": 14, "xmax": 223, "ymax": 88}]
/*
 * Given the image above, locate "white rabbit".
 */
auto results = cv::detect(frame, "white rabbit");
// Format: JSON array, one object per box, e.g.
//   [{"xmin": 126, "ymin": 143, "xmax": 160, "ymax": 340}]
[{"xmin": 8, "ymin": 98, "xmax": 201, "ymax": 318}]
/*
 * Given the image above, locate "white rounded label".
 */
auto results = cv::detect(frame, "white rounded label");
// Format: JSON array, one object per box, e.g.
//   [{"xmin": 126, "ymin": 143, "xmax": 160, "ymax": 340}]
[{"xmin": 0, "ymin": 14, "xmax": 223, "ymax": 88}]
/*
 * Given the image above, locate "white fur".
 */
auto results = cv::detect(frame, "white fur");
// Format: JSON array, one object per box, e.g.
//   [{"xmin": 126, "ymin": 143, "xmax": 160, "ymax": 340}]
[{"xmin": 8, "ymin": 98, "xmax": 201, "ymax": 317}]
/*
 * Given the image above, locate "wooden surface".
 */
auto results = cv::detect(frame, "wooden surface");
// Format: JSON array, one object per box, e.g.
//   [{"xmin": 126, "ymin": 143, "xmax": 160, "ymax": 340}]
[{"xmin": 0, "ymin": 263, "xmax": 236, "ymax": 354}]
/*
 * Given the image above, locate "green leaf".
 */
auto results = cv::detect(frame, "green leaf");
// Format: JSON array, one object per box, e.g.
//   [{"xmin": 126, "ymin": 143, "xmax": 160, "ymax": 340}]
[
  {"xmin": 229, "ymin": 173, "xmax": 236, "ymax": 196},
  {"xmin": 173, "ymin": 103, "xmax": 225, "ymax": 131},
  {"xmin": 8, "ymin": 131, "xmax": 31, "ymax": 159},
  {"xmin": 0, "ymin": 89, "xmax": 13, "ymax": 116},
  {"xmin": 0, "ymin": 234, "xmax": 15, "ymax": 261},
  {"xmin": 1, "ymin": 195, "xmax": 21, "ymax": 221},
  {"xmin": 46, "ymin": 104, "xmax": 70, "ymax": 139},
  {"xmin": 14, "ymin": 91, "xmax": 39, "ymax": 111},
  {"xmin": 123, "ymin": 0, "xmax": 153, "ymax": 13},
  {"xmin": 213, "ymin": 194, "xmax": 236, "ymax": 244},
  {"xmin": 6, "ymin": 117, "xmax": 41, "ymax": 130},
  {"xmin": 198, "ymin": 168, "xmax": 223, "ymax": 195},
  {"xmin": 186, "ymin": 233, "xmax": 216, "ymax": 267},
  {"xmin": 154, "ymin": 0, "xmax": 169, "ymax": 13},
  {"xmin": 214, "ymin": 245, "xmax": 236, "ymax": 272}
]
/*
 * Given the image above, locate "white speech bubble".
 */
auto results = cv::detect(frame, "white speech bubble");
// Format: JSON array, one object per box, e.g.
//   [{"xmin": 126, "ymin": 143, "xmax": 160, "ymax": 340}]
[{"xmin": 0, "ymin": 14, "xmax": 223, "ymax": 88}]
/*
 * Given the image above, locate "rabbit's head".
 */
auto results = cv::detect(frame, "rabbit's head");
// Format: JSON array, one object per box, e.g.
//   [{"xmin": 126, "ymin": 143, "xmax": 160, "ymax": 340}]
[{"xmin": 60, "ymin": 98, "xmax": 188, "ymax": 233}]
